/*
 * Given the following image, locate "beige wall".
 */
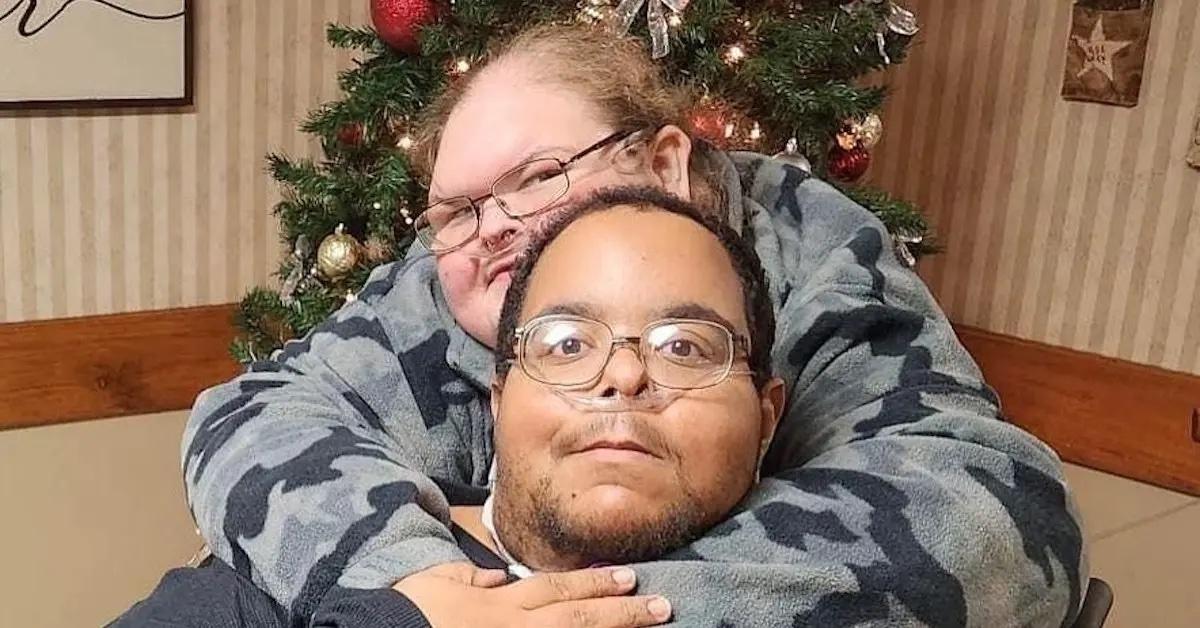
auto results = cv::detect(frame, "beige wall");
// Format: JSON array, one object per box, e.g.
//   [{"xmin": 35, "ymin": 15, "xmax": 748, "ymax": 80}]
[
  {"xmin": 0, "ymin": 2, "xmax": 373, "ymax": 625},
  {"xmin": 873, "ymin": 0, "xmax": 1200, "ymax": 375},
  {"xmin": 0, "ymin": 411, "xmax": 197, "ymax": 627},
  {"xmin": 0, "ymin": 0, "xmax": 370, "ymax": 323}
]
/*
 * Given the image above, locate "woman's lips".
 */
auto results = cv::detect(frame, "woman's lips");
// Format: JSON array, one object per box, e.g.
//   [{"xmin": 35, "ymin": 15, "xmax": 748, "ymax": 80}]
[{"xmin": 485, "ymin": 259, "xmax": 516, "ymax": 283}]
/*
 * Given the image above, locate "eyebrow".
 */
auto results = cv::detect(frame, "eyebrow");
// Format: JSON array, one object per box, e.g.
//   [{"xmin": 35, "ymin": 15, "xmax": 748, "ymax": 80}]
[
  {"xmin": 656, "ymin": 302, "xmax": 740, "ymax": 333},
  {"xmin": 528, "ymin": 301, "xmax": 604, "ymax": 321},
  {"xmin": 531, "ymin": 302, "xmax": 740, "ymax": 330},
  {"xmin": 428, "ymin": 145, "xmax": 573, "ymax": 204}
]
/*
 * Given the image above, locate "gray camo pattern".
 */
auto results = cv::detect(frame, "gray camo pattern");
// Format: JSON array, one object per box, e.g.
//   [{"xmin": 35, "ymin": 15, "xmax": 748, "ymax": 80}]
[{"xmin": 183, "ymin": 151, "xmax": 1086, "ymax": 627}]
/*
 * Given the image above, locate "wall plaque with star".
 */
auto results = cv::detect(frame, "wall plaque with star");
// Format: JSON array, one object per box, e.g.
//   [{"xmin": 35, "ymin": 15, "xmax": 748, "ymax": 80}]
[{"xmin": 1061, "ymin": 0, "xmax": 1155, "ymax": 108}]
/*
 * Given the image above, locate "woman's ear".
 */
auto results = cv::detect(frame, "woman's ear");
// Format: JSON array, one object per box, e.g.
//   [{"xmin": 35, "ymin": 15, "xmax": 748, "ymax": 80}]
[
  {"xmin": 646, "ymin": 125, "xmax": 693, "ymax": 200},
  {"xmin": 490, "ymin": 381, "xmax": 504, "ymax": 422}
]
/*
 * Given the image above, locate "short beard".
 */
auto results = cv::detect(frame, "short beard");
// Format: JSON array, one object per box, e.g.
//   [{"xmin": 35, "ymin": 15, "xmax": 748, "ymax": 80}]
[{"xmin": 495, "ymin": 466, "xmax": 713, "ymax": 570}]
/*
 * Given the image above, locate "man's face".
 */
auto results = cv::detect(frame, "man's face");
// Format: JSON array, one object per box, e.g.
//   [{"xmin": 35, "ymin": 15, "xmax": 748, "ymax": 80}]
[{"xmin": 491, "ymin": 208, "xmax": 783, "ymax": 571}]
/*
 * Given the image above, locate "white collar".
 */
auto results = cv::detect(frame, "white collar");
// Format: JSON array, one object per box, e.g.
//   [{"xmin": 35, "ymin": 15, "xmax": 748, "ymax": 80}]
[{"xmin": 481, "ymin": 493, "xmax": 535, "ymax": 579}]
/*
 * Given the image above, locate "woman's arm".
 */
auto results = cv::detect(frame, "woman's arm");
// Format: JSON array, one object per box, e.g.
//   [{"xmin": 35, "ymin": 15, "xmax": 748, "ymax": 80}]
[
  {"xmin": 183, "ymin": 258, "xmax": 489, "ymax": 622},
  {"xmin": 625, "ymin": 171, "xmax": 1085, "ymax": 626}
]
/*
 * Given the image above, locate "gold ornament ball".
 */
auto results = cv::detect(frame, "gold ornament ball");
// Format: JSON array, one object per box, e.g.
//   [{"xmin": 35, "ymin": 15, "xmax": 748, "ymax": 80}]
[
  {"xmin": 316, "ymin": 224, "xmax": 362, "ymax": 279},
  {"xmin": 854, "ymin": 113, "xmax": 884, "ymax": 148}
]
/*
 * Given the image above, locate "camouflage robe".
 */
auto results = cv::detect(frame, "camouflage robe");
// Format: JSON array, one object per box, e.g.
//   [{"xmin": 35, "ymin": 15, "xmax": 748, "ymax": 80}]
[{"xmin": 183, "ymin": 152, "xmax": 1087, "ymax": 627}]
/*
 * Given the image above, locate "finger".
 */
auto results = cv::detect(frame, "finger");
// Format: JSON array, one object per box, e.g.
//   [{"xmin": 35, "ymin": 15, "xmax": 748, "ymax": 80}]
[
  {"xmin": 470, "ymin": 568, "xmax": 510, "ymax": 588},
  {"xmin": 393, "ymin": 561, "xmax": 477, "ymax": 589},
  {"xmin": 509, "ymin": 567, "xmax": 638, "ymax": 609},
  {"xmin": 533, "ymin": 595, "xmax": 672, "ymax": 628}
]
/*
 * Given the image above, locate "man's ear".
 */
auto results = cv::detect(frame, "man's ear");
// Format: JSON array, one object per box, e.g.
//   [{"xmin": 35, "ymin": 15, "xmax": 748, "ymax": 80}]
[
  {"xmin": 757, "ymin": 377, "xmax": 786, "ymax": 459},
  {"xmin": 646, "ymin": 125, "xmax": 693, "ymax": 200}
]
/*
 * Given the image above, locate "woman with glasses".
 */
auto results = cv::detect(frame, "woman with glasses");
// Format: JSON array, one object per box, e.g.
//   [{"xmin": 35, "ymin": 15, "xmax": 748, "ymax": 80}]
[{"xmin": 174, "ymin": 21, "xmax": 1083, "ymax": 628}]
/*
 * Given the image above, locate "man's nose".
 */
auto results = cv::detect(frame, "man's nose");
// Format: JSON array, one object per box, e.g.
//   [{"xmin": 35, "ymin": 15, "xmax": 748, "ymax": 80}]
[
  {"xmin": 476, "ymin": 200, "xmax": 523, "ymax": 254},
  {"xmin": 598, "ymin": 345, "xmax": 651, "ymax": 398}
]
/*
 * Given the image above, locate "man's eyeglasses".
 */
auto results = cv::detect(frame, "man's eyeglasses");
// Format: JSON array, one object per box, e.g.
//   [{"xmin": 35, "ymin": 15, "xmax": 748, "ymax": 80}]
[
  {"xmin": 510, "ymin": 315, "xmax": 754, "ymax": 390},
  {"xmin": 414, "ymin": 129, "xmax": 641, "ymax": 254}
]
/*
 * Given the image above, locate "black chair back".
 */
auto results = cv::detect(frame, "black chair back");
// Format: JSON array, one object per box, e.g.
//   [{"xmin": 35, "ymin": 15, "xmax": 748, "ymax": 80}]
[{"xmin": 1072, "ymin": 578, "xmax": 1114, "ymax": 628}]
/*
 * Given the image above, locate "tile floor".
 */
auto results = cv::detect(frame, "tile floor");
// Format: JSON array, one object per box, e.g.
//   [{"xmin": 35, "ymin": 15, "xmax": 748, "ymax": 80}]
[{"xmin": 1064, "ymin": 463, "xmax": 1200, "ymax": 627}]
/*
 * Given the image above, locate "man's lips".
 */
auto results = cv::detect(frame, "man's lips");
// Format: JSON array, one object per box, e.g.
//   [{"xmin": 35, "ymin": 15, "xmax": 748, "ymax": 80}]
[{"xmin": 574, "ymin": 438, "xmax": 657, "ymax": 458}]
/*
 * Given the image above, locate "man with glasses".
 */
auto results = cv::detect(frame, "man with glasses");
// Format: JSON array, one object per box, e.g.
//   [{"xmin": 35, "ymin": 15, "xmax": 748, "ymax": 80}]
[
  {"xmin": 398, "ymin": 186, "xmax": 785, "ymax": 625},
  {"xmin": 116, "ymin": 188, "xmax": 779, "ymax": 628}
]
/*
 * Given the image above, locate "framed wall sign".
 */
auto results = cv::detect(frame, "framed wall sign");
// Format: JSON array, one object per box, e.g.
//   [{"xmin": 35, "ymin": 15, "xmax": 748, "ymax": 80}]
[
  {"xmin": 0, "ymin": 0, "xmax": 193, "ymax": 110},
  {"xmin": 1061, "ymin": 0, "xmax": 1154, "ymax": 108}
]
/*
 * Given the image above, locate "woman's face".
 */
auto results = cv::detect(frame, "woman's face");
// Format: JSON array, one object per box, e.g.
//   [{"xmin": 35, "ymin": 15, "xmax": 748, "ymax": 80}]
[{"xmin": 428, "ymin": 60, "xmax": 692, "ymax": 347}]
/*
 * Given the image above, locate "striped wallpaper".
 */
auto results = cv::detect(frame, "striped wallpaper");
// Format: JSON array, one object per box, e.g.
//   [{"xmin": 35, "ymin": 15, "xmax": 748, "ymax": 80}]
[
  {"xmin": 2, "ymin": 0, "xmax": 1197, "ymax": 377},
  {"xmin": 0, "ymin": 0, "xmax": 369, "ymax": 323},
  {"xmin": 872, "ymin": 0, "xmax": 1200, "ymax": 376}
]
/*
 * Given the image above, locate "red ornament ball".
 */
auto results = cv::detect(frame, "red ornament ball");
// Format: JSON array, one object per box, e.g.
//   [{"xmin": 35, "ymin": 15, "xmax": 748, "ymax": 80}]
[
  {"xmin": 828, "ymin": 144, "xmax": 872, "ymax": 182},
  {"xmin": 371, "ymin": 0, "xmax": 440, "ymax": 54},
  {"xmin": 336, "ymin": 121, "xmax": 365, "ymax": 148},
  {"xmin": 690, "ymin": 106, "xmax": 730, "ymax": 149},
  {"xmin": 688, "ymin": 100, "xmax": 756, "ymax": 151}
]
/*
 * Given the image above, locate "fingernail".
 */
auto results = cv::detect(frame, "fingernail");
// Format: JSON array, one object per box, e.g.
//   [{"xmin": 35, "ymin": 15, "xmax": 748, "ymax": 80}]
[
  {"xmin": 648, "ymin": 596, "xmax": 672, "ymax": 621},
  {"xmin": 611, "ymin": 567, "xmax": 636, "ymax": 586}
]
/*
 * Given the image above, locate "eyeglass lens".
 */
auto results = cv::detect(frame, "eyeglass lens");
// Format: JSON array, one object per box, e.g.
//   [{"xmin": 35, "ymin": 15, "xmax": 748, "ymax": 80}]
[
  {"xmin": 521, "ymin": 318, "xmax": 736, "ymax": 389},
  {"xmin": 417, "ymin": 158, "xmax": 569, "ymax": 252}
]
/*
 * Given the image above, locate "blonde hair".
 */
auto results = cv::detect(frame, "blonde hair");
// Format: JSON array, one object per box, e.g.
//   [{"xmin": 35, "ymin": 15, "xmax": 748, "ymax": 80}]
[{"xmin": 412, "ymin": 22, "xmax": 724, "ymax": 210}]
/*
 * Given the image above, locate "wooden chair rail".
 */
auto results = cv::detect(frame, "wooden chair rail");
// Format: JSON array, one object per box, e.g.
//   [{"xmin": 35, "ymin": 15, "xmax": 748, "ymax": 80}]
[{"xmin": 0, "ymin": 305, "xmax": 240, "ymax": 431}]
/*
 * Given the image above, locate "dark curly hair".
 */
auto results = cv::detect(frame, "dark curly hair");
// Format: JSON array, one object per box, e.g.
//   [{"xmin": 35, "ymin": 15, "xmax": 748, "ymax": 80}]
[{"xmin": 494, "ymin": 186, "xmax": 775, "ymax": 389}]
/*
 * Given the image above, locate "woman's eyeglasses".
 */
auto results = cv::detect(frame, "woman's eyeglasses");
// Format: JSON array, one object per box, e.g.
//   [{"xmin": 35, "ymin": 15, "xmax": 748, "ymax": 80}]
[{"xmin": 414, "ymin": 129, "xmax": 641, "ymax": 254}]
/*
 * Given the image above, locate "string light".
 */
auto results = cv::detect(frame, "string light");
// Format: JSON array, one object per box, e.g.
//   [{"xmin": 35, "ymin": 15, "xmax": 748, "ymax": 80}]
[
  {"xmin": 667, "ymin": 13, "xmax": 682, "ymax": 27},
  {"xmin": 400, "ymin": 206, "xmax": 414, "ymax": 226},
  {"xmin": 577, "ymin": 0, "xmax": 616, "ymax": 25},
  {"xmin": 449, "ymin": 58, "xmax": 471, "ymax": 76},
  {"xmin": 748, "ymin": 122, "xmax": 763, "ymax": 142},
  {"xmin": 723, "ymin": 44, "xmax": 747, "ymax": 65},
  {"xmin": 397, "ymin": 134, "xmax": 415, "ymax": 150}
]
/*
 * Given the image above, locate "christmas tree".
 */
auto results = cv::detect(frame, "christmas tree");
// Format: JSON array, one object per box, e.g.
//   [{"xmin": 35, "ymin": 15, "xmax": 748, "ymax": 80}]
[{"xmin": 231, "ymin": 0, "xmax": 933, "ymax": 362}]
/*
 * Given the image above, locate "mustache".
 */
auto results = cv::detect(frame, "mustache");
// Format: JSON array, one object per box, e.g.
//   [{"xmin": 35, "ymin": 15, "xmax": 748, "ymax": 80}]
[
  {"xmin": 550, "ymin": 387, "xmax": 683, "ymax": 413},
  {"xmin": 555, "ymin": 413, "xmax": 672, "ymax": 459}
]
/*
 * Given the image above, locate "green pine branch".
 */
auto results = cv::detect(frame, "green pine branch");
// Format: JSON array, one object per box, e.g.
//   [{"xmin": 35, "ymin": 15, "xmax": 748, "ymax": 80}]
[{"xmin": 231, "ymin": 0, "xmax": 935, "ymax": 361}]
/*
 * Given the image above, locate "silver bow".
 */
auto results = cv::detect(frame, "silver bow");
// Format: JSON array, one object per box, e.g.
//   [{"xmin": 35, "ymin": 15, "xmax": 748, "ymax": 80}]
[
  {"xmin": 893, "ymin": 227, "xmax": 924, "ymax": 268},
  {"xmin": 613, "ymin": 0, "xmax": 691, "ymax": 59},
  {"xmin": 280, "ymin": 234, "xmax": 312, "ymax": 308},
  {"xmin": 886, "ymin": 2, "xmax": 920, "ymax": 36}
]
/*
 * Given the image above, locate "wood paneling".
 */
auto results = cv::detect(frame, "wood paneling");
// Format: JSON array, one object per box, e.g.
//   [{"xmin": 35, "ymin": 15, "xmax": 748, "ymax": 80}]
[
  {"xmin": 4, "ymin": 306, "xmax": 1196, "ymax": 499},
  {"xmin": 0, "ymin": 305, "xmax": 239, "ymax": 431},
  {"xmin": 957, "ymin": 325, "xmax": 1200, "ymax": 496}
]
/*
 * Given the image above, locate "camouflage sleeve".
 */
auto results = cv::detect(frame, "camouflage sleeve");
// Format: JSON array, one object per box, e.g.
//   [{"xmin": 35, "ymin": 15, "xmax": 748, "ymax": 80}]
[
  {"xmin": 628, "ymin": 177, "xmax": 1086, "ymax": 627},
  {"xmin": 182, "ymin": 261, "xmax": 484, "ymax": 624}
]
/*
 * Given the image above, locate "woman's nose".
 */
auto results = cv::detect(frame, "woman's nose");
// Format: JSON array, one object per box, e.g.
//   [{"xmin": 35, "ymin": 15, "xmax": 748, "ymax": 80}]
[
  {"xmin": 598, "ymin": 345, "xmax": 651, "ymax": 398},
  {"xmin": 477, "ymin": 200, "xmax": 524, "ymax": 254}
]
